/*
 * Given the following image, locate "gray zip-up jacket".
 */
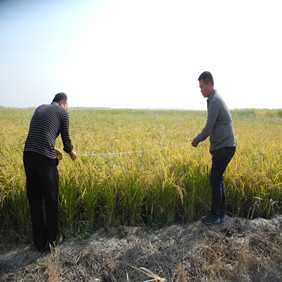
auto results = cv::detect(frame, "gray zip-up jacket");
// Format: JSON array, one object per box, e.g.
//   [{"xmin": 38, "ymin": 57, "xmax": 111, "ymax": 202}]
[{"xmin": 194, "ymin": 89, "xmax": 237, "ymax": 153}]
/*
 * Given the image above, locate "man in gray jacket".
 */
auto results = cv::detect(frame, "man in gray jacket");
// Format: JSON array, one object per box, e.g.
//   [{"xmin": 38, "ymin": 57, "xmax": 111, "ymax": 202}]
[{"xmin": 192, "ymin": 71, "xmax": 237, "ymax": 224}]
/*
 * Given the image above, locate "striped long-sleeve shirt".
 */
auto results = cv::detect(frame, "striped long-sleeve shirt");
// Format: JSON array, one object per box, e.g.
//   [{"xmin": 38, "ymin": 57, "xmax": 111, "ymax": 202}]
[{"xmin": 24, "ymin": 102, "xmax": 73, "ymax": 159}]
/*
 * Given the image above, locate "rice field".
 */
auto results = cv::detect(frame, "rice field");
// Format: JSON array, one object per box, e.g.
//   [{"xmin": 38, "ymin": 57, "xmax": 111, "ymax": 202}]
[{"xmin": 0, "ymin": 108, "xmax": 281, "ymax": 233}]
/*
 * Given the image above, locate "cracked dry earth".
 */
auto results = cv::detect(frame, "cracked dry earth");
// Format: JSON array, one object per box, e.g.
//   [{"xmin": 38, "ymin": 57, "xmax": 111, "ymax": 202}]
[{"xmin": 0, "ymin": 216, "xmax": 281, "ymax": 281}]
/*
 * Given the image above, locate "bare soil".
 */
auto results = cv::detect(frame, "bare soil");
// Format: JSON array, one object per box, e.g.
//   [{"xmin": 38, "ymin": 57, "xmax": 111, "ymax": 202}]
[{"xmin": 0, "ymin": 216, "xmax": 281, "ymax": 281}]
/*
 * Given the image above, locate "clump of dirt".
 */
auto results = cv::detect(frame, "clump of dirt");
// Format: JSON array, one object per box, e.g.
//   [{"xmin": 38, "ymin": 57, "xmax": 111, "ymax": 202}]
[{"xmin": 0, "ymin": 216, "xmax": 281, "ymax": 281}]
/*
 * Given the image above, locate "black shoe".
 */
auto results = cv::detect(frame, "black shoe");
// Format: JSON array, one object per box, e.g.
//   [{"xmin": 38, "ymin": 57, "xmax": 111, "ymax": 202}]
[
  {"xmin": 36, "ymin": 244, "xmax": 50, "ymax": 253},
  {"xmin": 201, "ymin": 213, "xmax": 220, "ymax": 225},
  {"xmin": 35, "ymin": 242, "xmax": 47, "ymax": 253},
  {"xmin": 205, "ymin": 209, "xmax": 225, "ymax": 223}
]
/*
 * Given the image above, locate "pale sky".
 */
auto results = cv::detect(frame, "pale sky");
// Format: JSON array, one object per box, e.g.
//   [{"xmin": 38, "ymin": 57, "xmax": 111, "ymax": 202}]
[{"xmin": 0, "ymin": 0, "xmax": 281, "ymax": 110}]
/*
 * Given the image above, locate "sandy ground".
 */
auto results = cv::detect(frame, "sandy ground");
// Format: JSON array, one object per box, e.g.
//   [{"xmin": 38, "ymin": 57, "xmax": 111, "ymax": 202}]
[{"xmin": 0, "ymin": 215, "xmax": 281, "ymax": 281}]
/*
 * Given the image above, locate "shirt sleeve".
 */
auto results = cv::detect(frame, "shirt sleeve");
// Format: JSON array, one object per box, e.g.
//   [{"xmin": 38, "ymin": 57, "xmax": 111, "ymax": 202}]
[
  {"xmin": 60, "ymin": 111, "xmax": 73, "ymax": 153},
  {"xmin": 194, "ymin": 101, "xmax": 219, "ymax": 143}
]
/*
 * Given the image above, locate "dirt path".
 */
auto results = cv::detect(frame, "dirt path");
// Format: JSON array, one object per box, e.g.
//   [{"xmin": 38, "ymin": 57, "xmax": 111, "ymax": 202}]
[{"xmin": 0, "ymin": 216, "xmax": 281, "ymax": 281}]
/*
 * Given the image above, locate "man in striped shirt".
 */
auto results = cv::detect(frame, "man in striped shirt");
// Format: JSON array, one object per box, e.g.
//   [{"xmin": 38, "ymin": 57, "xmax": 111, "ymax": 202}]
[{"xmin": 23, "ymin": 92, "xmax": 77, "ymax": 251}]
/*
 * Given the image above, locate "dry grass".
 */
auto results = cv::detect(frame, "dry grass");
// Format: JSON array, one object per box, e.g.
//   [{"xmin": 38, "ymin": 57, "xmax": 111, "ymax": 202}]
[
  {"xmin": 185, "ymin": 229, "xmax": 281, "ymax": 281},
  {"xmin": 45, "ymin": 248, "xmax": 61, "ymax": 282},
  {"xmin": 1, "ymin": 216, "xmax": 281, "ymax": 281}
]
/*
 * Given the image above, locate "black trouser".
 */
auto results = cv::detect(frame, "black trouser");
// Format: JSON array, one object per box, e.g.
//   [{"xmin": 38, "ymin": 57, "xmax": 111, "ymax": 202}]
[
  {"xmin": 23, "ymin": 151, "xmax": 60, "ymax": 250},
  {"xmin": 210, "ymin": 147, "xmax": 236, "ymax": 217}
]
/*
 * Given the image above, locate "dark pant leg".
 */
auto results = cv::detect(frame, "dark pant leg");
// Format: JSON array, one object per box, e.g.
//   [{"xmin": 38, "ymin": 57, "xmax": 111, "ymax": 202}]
[
  {"xmin": 210, "ymin": 147, "xmax": 236, "ymax": 216},
  {"xmin": 38, "ymin": 157, "xmax": 60, "ymax": 244},
  {"xmin": 23, "ymin": 152, "xmax": 47, "ymax": 250},
  {"xmin": 220, "ymin": 177, "xmax": 226, "ymax": 216},
  {"xmin": 24, "ymin": 152, "xmax": 61, "ymax": 248}
]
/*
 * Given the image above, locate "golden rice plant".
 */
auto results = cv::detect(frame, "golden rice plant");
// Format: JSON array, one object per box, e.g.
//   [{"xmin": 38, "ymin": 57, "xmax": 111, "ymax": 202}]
[{"xmin": 0, "ymin": 108, "xmax": 281, "ymax": 233}]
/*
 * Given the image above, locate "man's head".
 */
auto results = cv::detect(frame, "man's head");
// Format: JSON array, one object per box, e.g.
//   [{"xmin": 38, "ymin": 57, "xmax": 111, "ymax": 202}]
[
  {"xmin": 198, "ymin": 71, "xmax": 214, "ymax": 98},
  {"xmin": 53, "ymin": 92, "xmax": 68, "ymax": 110}
]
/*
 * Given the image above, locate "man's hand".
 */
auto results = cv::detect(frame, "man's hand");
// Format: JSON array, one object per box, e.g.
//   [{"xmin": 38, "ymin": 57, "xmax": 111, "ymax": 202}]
[
  {"xmin": 69, "ymin": 150, "xmax": 78, "ymax": 160},
  {"xmin": 55, "ymin": 148, "xmax": 63, "ymax": 160},
  {"xmin": 191, "ymin": 139, "xmax": 199, "ymax": 148}
]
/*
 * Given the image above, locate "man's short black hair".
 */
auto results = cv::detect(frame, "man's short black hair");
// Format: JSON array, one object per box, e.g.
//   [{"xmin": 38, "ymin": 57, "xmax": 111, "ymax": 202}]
[
  {"xmin": 198, "ymin": 71, "xmax": 214, "ymax": 86},
  {"xmin": 52, "ymin": 92, "xmax": 68, "ymax": 103}
]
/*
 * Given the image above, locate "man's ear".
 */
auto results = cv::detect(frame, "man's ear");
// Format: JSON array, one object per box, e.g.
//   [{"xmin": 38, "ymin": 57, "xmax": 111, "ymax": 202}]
[{"xmin": 208, "ymin": 82, "xmax": 213, "ymax": 90}]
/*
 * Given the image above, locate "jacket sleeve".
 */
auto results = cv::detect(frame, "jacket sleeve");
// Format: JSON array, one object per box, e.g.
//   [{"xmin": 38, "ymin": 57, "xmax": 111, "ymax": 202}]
[
  {"xmin": 194, "ymin": 101, "xmax": 219, "ymax": 143},
  {"xmin": 61, "ymin": 111, "xmax": 73, "ymax": 153}
]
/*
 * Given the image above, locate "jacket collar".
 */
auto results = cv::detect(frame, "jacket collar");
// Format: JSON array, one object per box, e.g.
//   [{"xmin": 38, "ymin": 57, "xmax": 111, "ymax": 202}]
[{"xmin": 207, "ymin": 89, "xmax": 216, "ymax": 105}]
